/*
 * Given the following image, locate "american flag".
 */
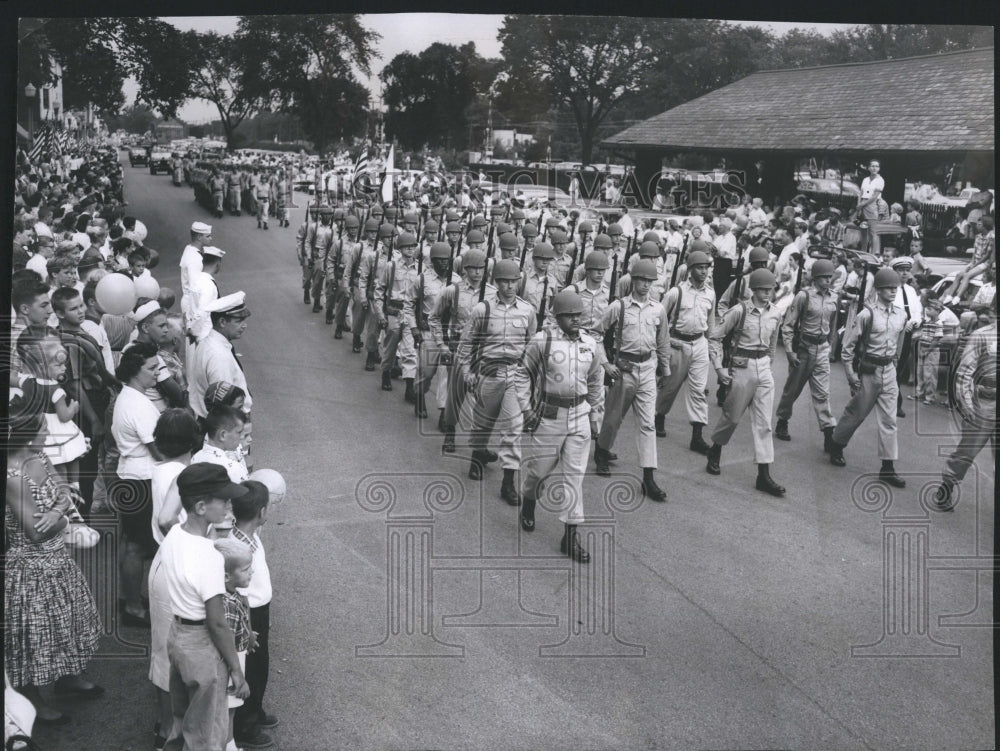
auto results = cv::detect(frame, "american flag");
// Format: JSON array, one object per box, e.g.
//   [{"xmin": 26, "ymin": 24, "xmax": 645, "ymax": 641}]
[
  {"xmin": 351, "ymin": 149, "xmax": 370, "ymax": 196},
  {"xmin": 28, "ymin": 126, "xmax": 51, "ymax": 162}
]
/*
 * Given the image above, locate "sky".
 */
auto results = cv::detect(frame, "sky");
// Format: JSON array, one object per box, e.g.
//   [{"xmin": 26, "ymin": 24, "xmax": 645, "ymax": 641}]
[{"xmin": 148, "ymin": 15, "xmax": 857, "ymax": 123}]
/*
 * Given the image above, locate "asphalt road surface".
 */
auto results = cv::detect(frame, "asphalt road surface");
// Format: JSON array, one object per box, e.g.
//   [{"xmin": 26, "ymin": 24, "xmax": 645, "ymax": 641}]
[{"xmin": 35, "ymin": 157, "xmax": 994, "ymax": 751}]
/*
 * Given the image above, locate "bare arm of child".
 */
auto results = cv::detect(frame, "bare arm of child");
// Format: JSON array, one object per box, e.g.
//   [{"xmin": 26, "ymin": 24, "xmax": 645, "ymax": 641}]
[
  {"xmin": 53, "ymin": 393, "xmax": 80, "ymax": 422},
  {"xmin": 205, "ymin": 595, "xmax": 250, "ymax": 700}
]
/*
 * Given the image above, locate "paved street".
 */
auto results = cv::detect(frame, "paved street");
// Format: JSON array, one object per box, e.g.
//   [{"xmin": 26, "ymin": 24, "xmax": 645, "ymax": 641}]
[{"xmin": 37, "ymin": 159, "xmax": 994, "ymax": 751}]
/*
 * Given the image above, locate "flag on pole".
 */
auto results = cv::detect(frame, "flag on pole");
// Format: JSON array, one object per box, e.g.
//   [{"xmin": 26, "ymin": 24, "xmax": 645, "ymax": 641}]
[
  {"xmin": 381, "ymin": 145, "xmax": 394, "ymax": 203},
  {"xmin": 351, "ymin": 149, "xmax": 369, "ymax": 196},
  {"xmin": 28, "ymin": 126, "xmax": 50, "ymax": 162}
]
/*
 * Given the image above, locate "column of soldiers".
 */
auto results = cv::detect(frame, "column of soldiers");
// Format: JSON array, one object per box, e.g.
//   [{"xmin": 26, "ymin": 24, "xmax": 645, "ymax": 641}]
[{"xmin": 290, "ymin": 194, "xmax": 975, "ymax": 562}]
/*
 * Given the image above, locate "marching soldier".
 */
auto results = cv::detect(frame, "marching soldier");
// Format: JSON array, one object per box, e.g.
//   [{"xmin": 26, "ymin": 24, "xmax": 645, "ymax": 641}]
[
  {"xmin": 654, "ymin": 249, "xmax": 716, "ymax": 453},
  {"xmin": 255, "ymin": 171, "xmax": 271, "ymax": 230},
  {"xmin": 349, "ymin": 218, "xmax": 380, "ymax": 353},
  {"xmin": 360, "ymin": 224, "xmax": 396, "ymax": 371},
  {"xmin": 591, "ymin": 259, "xmax": 671, "ymax": 503},
  {"xmin": 932, "ymin": 296, "xmax": 996, "ymax": 510},
  {"xmin": 518, "ymin": 288, "xmax": 606, "ymax": 563},
  {"xmin": 617, "ymin": 240, "xmax": 667, "ymax": 302},
  {"xmin": 556, "ymin": 250, "xmax": 611, "ymax": 334},
  {"xmin": 322, "ymin": 209, "xmax": 348, "ymax": 325},
  {"xmin": 430, "ymin": 248, "xmax": 494, "ymax": 454},
  {"xmin": 373, "ymin": 232, "xmax": 421, "ymax": 397},
  {"xmin": 717, "ymin": 246, "xmax": 770, "ymax": 315},
  {"xmin": 519, "ymin": 241, "xmax": 557, "ymax": 310},
  {"xmin": 333, "ymin": 214, "xmax": 361, "ymax": 339},
  {"xmin": 227, "ymin": 167, "xmax": 242, "ymax": 215},
  {"xmin": 774, "ymin": 258, "xmax": 839, "ymax": 449},
  {"xmin": 549, "ymin": 229, "xmax": 573, "ymax": 288},
  {"xmin": 828, "ymin": 267, "xmax": 908, "ymax": 487},
  {"xmin": 456, "ymin": 258, "xmax": 537, "ymax": 504},
  {"xmin": 409, "ymin": 241, "xmax": 460, "ymax": 419},
  {"xmin": 572, "ymin": 233, "xmax": 614, "ymax": 285},
  {"xmin": 705, "ymin": 268, "xmax": 786, "ymax": 496},
  {"xmin": 310, "ymin": 208, "xmax": 335, "ymax": 314}
]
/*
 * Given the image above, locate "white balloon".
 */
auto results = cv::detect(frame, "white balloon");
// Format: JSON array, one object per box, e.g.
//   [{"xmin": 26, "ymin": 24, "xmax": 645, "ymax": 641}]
[
  {"xmin": 134, "ymin": 274, "xmax": 161, "ymax": 300},
  {"xmin": 95, "ymin": 273, "xmax": 137, "ymax": 315},
  {"xmin": 249, "ymin": 468, "xmax": 286, "ymax": 504}
]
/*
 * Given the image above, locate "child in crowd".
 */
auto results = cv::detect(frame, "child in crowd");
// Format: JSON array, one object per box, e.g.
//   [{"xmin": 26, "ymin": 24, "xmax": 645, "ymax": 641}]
[
  {"xmin": 127, "ymin": 246, "xmax": 152, "ymax": 280},
  {"xmin": 231, "ymin": 480, "xmax": 278, "ymax": 749},
  {"xmin": 213, "ymin": 536, "xmax": 260, "ymax": 751},
  {"xmin": 192, "ymin": 405, "xmax": 249, "ymax": 483},
  {"xmin": 17, "ymin": 331, "xmax": 88, "ymax": 485},
  {"xmin": 912, "ymin": 295, "xmax": 959, "ymax": 405}
]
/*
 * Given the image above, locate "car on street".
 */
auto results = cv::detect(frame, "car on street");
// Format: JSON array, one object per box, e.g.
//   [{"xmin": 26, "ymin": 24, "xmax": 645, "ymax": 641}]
[
  {"xmin": 128, "ymin": 147, "xmax": 149, "ymax": 167},
  {"xmin": 148, "ymin": 148, "xmax": 173, "ymax": 175}
]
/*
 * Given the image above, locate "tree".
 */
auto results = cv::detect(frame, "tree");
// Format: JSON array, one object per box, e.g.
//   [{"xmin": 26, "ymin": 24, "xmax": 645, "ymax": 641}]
[
  {"xmin": 499, "ymin": 15, "xmax": 661, "ymax": 163},
  {"xmin": 17, "ymin": 18, "xmax": 195, "ymax": 117},
  {"xmin": 187, "ymin": 31, "xmax": 269, "ymax": 151},
  {"xmin": 104, "ymin": 104, "xmax": 159, "ymax": 135},
  {"xmin": 381, "ymin": 42, "xmax": 501, "ymax": 151},
  {"xmin": 237, "ymin": 14, "xmax": 379, "ymax": 155}
]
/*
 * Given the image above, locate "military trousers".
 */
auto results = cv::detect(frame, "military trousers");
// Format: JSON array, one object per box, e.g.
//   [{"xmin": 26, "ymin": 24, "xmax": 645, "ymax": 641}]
[
  {"xmin": 379, "ymin": 314, "xmax": 417, "ymax": 379},
  {"xmin": 711, "ymin": 356, "xmax": 775, "ymax": 463},
  {"xmin": 944, "ymin": 417, "xmax": 996, "ymax": 484},
  {"xmin": 522, "ymin": 403, "xmax": 592, "ymax": 524},
  {"xmin": 597, "ymin": 356, "xmax": 658, "ymax": 468},
  {"xmin": 832, "ymin": 363, "xmax": 899, "ymax": 460},
  {"xmin": 775, "ymin": 341, "xmax": 836, "ymax": 429},
  {"xmin": 469, "ymin": 365, "xmax": 529, "ymax": 470},
  {"xmin": 656, "ymin": 336, "xmax": 710, "ymax": 425},
  {"xmin": 415, "ymin": 341, "xmax": 450, "ymax": 409}
]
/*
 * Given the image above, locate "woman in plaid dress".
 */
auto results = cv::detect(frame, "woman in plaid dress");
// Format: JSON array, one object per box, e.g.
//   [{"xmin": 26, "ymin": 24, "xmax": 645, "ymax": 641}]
[{"xmin": 4, "ymin": 393, "xmax": 102, "ymax": 725}]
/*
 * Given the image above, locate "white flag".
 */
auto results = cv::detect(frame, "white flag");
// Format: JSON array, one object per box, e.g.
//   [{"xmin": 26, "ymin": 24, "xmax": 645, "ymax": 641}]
[{"xmin": 381, "ymin": 145, "xmax": 394, "ymax": 203}]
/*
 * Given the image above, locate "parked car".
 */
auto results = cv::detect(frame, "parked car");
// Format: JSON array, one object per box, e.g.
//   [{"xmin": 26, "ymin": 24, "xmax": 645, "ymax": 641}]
[
  {"xmin": 128, "ymin": 147, "xmax": 149, "ymax": 167},
  {"xmin": 148, "ymin": 149, "xmax": 173, "ymax": 175}
]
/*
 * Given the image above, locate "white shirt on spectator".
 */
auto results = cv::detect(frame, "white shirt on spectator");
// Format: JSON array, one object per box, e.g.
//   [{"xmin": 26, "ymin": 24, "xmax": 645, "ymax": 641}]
[
  {"xmin": 191, "ymin": 442, "xmax": 249, "ymax": 483},
  {"xmin": 151, "ymin": 460, "xmax": 186, "ymax": 545},
  {"xmin": 159, "ymin": 525, "xmax": 226, "ymax": 620},
  {"xmin": 112, "ymin": 384, "xmax": 161, "ymax": 480},
  {"xmin": 80, "ymin": 319, "xmax": 115, "ymax": 373},
  {"xmin": 714, "ymin": 231, "xmax": 738, "ymax": 261},
  {"xmin": 188, "ymin": 329, "xmax": 251, "ymax": 419}
]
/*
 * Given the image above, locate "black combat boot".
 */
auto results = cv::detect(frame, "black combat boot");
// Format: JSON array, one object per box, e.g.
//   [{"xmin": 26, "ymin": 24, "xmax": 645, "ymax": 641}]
[
  {"xmin": 442, "ymin": 430, "xmax": 456, "ymax": 454},
  {"xmin": 560, "ymin": 525, "xmax": 590, "ymax": 563},
  {"xmin": 312, "ymin": 298, "xmax": 322, "ymax": 313},
  {"xmin": 520, "ymin": 496, "xmax": 536, "ymax": 532},
  {"xmin": 755, "ymin": 464, "xmax": 786, "ymax": 496},
  {"xmin": 879, "ymin": 460, "xmax": 906, "ymax": 488},
  {"xmin": 381, "ymin": 370, "xmax": 393, "ymax": 391},
  {"xmin": 500, "ymin": 469, "xmax": 521, "ymax": 506},
  {"xmin": 303, "ymin": 286, "xmax": 311, "ymax": 305},
  {"xmin": 706, "ymin": 443, "xmax": 722, "ymax": 475},
  {"xmin": 325, "ymin": 306, "xmax": 334, "ymax": 325},
  {"xmin": 654, "ymin": 414, "xmax": 666, "ymax": 437},
  {"xmin": 829, "ymin": 441, "xmax": 846, "ymax": 467},
  {"xmin": 364, "ymin": 351, "xmax": 378, "ymax": 371},
  {"xmin": 689, "ymin": 423, "xmax": 711, "ymax": 454},
  {"xmin": 403, "ymin": 378, "xmax": 416, "ymax": 404},
  {"xmin": 414, "ymin": 389, "xmax": 427, "ymax": 419},
  {"xmin": 468, "ymin": 451, "xmax": 487, "ymax": 481},
  {"xmin": 437, "ymin": 409, "xmax": 446, "ymax": 434},
  {"xmin": 352, "ymin": 334, "xmax": 363, "ymax": 353},
  {"xmin": 334, "ymin": 325, "xmax": 344, "ymax": 339},
  {"xmin": 641, "ymin": 468, "xmax": 667, "ymax": 502},
  {"xmin": 775, "ymin": 418, "xmax": 791, "ymax": 441},
  {"xmin": 822, "ymin": 427, "xmax": 835, "ymax": 454},
  {"xmin": 932, "ymin": 479, "xmax": 956, "ymax": 511},
  {"xmin": 593, "ymin": 446, "xmax": 612, "ymax": 476}
]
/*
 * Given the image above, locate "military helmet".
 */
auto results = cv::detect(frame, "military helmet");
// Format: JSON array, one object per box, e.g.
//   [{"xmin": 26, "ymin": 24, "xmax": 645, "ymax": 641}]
[
  {"xmin": 445, "ymin": 221, "xmax": 461, "ymax": 234},
  {"xmin": 364, "ymin": 218, "xmax": 380, "ymax": 233},
  {"xmin": 471, "ymin": 214, "xmax": 488, "ymax": 229},
  {"xmin": 395, "ymin": 232, "xmax": 417, "ymax": 248},
  {"xmin": 494, "ymin": 259, "xmax": 522, "ymax": 280},
  {"xmin": 631, "ymin": 259, "xmax": 658, "ymax": 280},
  {"xmin": 551, "ymin": 288, "xmax": 584, "ymax": 316},
  {"xmin": 499, "ymin": 233, "xmax": 519, "ymax": 251},
  {"xmin": 462, "ymin": 248, "xmax": 486, "ymax": 268},
  {"xmin": 522, "ymin": 223, "xmax": 539, "ymax": 238},
  {"xmin": 593, "ymin": 233, "xmax": 613, "ymax": 250},
  {"xmin": 344, "ymin": 215, "xmax": 360, "ymax": 229},
  {"xmin": 545, "ymin": 216, "xmax": 561, "ymax": 229},
  {"xmin": 511, "ymin": 209, "xmax": 526, "ymax": 221},
  {"xmin": 466, "ymin": 229, "xmax": 486, "ymax": 244},
  {"xmin": 319, "ymin": 206, "xmax": 334, "ymax": 219},
  {"xmin": 445, "ymin": 209, "xmax": 461, "ymax": 222},
  {"xmin": 422, "ymin": 219, "xmax": 439, "ymax": 235},
  {"xmin": 378, "ymin": 223, "xmax": 395, "ymax": 240},
  {"xmin": 430, "ymin": 241, "xmax": 452, "ymax": 260},
  {"xmin": 489, "ymin": 205, "xmax": 506, "ymax": 217},
  {"xmin": 643, "ymin": 231, "xmax": 661, "ymax": 245},
  {"xmin": 748, "ymin": 246, "xmax": 770, "ymax": 264},
  {"xmin": 549, "ymin": 229, "xmax": 568, "ymax": 245},
  {"xmin": 402, "ymin": 211, "xmax": 419, "ymax": 224},
  {"xmin": 638, "ymin": 240, "xmax": 660, "ymax": 258},
  {"xmin": 370, "ymin": 204, "xmax": 384, "ymax": 217},
  {"xmin": 811, "ymin": 259, "xmax": 836, "ymax": 277},
  {"xmin": 874, "ymin": 268, "xmax": 901, "ymax": 288},
  {"xmin": 383, "ymin": 207, "xmax": 399, "ymax": 221},
  {"xmin": 578, "ymin": 221, "xmax": 594, "ymax": 234},
  {"xmin": 585, "ymin": 251, "xmax": 610, "ymax": 270},
  {"xmin": 532, "ymin": 242, "xmax": 555, "ymax": 260},
  {"xmin": 686, "ymin": 250, "xmax": 711, "ymax": 267},
  {"xmin": 334, "ymin": 208, "xmax": 347, "ymax": 221},
  {"xmin": 607, "ymin": 222, "xmax": 623, "ymax": 237},
  {"xmin": 748, "ymin": 268, "xmax": 776, "ymax": 289}
]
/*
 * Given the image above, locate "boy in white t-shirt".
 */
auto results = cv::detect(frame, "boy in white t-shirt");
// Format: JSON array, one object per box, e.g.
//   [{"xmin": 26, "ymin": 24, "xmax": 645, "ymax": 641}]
[{"xmin": 159, "ymin": 463, "xmax": 250, "ymax": 751}]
